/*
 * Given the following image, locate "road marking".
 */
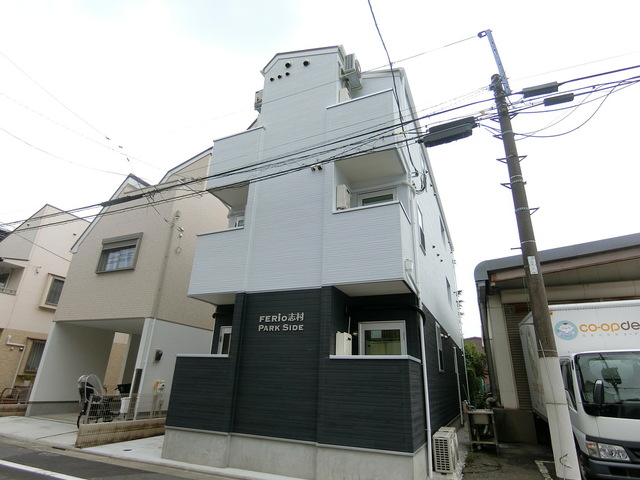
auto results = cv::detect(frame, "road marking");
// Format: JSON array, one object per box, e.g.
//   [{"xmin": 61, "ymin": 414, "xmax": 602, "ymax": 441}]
[
  {"xmin": 0, "ymin": 459, "xmax": 86, "ymax": 480},
  {"xmin": 535, "ymin": 460, "xmax": 553, "ymax": 479}
]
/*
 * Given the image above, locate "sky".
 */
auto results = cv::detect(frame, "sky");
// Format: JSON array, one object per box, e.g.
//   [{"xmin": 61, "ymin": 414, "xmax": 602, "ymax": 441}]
[{"xmin": 1, "ymin": 0, "xmax": 639, "ymax": 338}]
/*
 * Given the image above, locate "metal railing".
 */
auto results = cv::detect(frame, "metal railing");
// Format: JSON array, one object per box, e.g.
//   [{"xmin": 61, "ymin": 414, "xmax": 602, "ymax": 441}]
[{"xmin": 77, "ymin": 394, "xmax": 166, "ymax": 426}]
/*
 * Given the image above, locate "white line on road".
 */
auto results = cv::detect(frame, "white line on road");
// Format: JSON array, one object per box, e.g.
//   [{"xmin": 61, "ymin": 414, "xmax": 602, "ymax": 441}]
[
  {"xmin": 535, "ymin": 460, "xmax": 554, "ymax": 480},
  {"xmin": 0, "ymin": 459, "xmax": 87, "ymax": 480}
]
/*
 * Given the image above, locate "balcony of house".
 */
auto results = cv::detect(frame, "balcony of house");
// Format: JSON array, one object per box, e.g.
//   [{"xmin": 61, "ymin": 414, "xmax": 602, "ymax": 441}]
[
  {"xmin": 189, "ymin": 196, "xmax": 415, "ymax": 306},
  {"xmin": 323, "ymin": 200, "xmax": 415, "ymax": 297}
]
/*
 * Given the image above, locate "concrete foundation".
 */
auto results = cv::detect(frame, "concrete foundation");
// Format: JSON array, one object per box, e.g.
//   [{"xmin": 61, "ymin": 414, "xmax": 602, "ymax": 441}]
[
  {"xmin": 75, "ymin": 417, "xmax": 165, "ymax": 448},
  {"xmin": 162, "ymin": 427, "xmax": 428, "ymax": 480}
]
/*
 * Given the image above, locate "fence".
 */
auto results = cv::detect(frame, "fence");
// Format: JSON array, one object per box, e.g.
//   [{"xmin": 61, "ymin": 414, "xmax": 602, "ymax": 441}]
[{"xmin": 77, "ymin": 393, "xmax": 166, "ymax": 426}]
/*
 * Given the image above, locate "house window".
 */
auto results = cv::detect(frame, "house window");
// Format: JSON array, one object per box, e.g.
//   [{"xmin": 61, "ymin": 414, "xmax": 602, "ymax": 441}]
[
  {"xmin": 417, "ymin": 206, "xmax": 426, "ymax": 252},
  {"xmin": 358, "ymin": 189, "xmax": 395, "ymax": 207},
  {"xmin": 43, "ymin": 276, "xmax": 64, "ymax": 307},
  {"xmin": 24, "ymin": 340, "xmax": 46, "ymax": 373},
  {"xmin": 217, "ymin": 326, "xmax": 232, "ymax": 354},
  {"xmin": 436, "ymin": 324, "xmax": 444, "ymax": 372},
  {"xmin": 446, "ymin": 277, "xmax": 452, "ymax": 306},
  {"xmin": 358, "ymin": 321, "xmax": 406, "ymax": 355},
  {"xmin": 97, "ymin": 233, "xmax": 142, "ymax": 273},
  {"xmin": 0, "ymin": 271, "xmax": 10, "ymax": 293}
]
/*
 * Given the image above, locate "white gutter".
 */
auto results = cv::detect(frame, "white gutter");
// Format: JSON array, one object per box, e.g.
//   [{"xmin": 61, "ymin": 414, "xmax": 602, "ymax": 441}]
[
  {"xmin": 6, "ymin": 335, "xmax": 27, "ymax": 388},
  {"xmin": 419, "ymin": 317, "xmax": 433, "ymax": 479}
]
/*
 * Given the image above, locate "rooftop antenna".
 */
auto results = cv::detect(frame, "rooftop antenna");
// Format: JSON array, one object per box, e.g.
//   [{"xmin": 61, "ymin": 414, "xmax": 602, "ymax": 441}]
[{"xmin": 478, "ymin": 30, "xmax": 511, "ymax": 95}]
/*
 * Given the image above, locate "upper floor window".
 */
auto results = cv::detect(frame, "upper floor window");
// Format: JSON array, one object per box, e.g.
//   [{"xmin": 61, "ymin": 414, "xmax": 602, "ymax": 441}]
[
  {"xmin": 417, "ymin": 206, "xmax": 426, "ymax": 252},
  {"xmin": 0, "ymin": 271, "xmax": 11, "ymax": 294},
  {"xmin": 359, "ymin": 320, "xmax": 406, "ymax": 355},
  {"xmin": 358, "ymin": 188, "xmax": 395, "ymax": 207},
  {"xmin": 43, "ymin": 275, "xmax": 64, "ymax": 307},
  {"xmin": 97, "ymin": 233, "xmax": 142, "ymax": 273}
]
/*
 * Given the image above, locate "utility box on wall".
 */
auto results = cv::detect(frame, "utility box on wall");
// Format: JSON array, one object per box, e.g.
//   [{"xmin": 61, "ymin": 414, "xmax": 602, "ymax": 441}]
[{"xmin": 335, "ymin": 332, "xmax": 352, "ymax": 355}]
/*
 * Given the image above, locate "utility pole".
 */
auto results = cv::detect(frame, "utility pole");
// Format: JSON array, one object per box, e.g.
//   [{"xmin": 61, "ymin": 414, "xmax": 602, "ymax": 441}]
[{"xmin": 490, "ymin": 74, "xmax": 579, "ymax": 480}]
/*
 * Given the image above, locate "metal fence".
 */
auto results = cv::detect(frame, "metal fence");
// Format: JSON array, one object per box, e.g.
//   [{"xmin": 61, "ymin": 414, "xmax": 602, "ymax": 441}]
[{"xmin": 78, "ymin": 394, "xmax": 166, "ymax": 426}]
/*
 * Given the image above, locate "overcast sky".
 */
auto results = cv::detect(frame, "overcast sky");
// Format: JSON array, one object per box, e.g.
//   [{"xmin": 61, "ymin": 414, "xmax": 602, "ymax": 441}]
[{"xmin": 1, "ymin": 0, "xmax": 639, "ymax": 337}]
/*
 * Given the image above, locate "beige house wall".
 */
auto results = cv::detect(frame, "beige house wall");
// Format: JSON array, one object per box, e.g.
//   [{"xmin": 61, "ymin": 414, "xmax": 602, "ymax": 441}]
[
  {"xmin": 55, "ymin": 154, "xmax": 227, "ymax": 329},
  {"xmin": 0, "ymin": 206, "xmax": 89, "ymax": 391},
  {"xmin": 0, "ymin": 327, "xmax": 47, "ymax": 392}
]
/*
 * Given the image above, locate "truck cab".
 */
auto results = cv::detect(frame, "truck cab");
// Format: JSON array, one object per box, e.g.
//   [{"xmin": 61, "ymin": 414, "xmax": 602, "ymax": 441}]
[{"xmin": 560, "ymin": 350, "xmax": 640, "ymax": 479}]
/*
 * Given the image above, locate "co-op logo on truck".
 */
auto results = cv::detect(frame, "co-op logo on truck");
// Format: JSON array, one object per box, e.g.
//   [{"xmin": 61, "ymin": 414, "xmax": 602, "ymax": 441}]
[
  {"xmin": 554, "ymin": 319, "xmax": 640, "ymax": 340},
  {"xmin": 554, "ymin": 321, "xmax": 579, "ymax": 340}
]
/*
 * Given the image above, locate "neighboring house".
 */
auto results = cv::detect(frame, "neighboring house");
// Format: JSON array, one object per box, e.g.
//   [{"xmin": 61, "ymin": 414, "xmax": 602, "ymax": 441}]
[
  {"xmin": 27, "ymin": 150, "xmax": 230, "ymax": 418},
  {"xmin": 0, "ymin": 205, "xmax": 89, "ymax": 400},
  {"xmin": 475, "ymin": 232, "xmax": 640, "ymax": 443},
  {"xmin": 162, "ymin": 46, "xmax": 465, "ymax": 480}
]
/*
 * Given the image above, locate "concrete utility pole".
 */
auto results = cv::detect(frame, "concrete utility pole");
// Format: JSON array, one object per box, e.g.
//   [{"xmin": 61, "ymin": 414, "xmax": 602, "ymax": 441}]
[{"xmin": 490, "ymin": 74, "xmax": 579, "ymax": 480}]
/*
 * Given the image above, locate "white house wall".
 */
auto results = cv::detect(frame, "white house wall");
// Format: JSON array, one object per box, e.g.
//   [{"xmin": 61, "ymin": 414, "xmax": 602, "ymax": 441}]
[
  {"xmin": 134, "ymin": 318, "xmax": 212, "ymax": 414},
  {"xmin": 323, "ymin": 202, "xmax": 408, "ymax": 286},
  {"xmin": 27, "ymin": 322, "xmax": 115, "ymax": 415}
]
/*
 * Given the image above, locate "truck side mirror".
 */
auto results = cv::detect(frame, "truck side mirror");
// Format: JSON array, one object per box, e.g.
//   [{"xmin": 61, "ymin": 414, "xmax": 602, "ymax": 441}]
[{"xmin": 593, "ymin": 379, "xmax": 605, "ymax": 405}]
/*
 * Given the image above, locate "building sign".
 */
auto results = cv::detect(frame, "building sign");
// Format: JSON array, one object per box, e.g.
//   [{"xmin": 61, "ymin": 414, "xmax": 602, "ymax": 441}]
[{"xmin": 258, "ymin": 312, "xmax": 305, "ymax": 332}]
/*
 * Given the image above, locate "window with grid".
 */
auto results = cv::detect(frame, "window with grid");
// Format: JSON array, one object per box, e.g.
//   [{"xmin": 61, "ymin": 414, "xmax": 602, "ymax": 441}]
[
  {"xmin": 97, "ymin": 233, "xmax": 142, "ymax": 273},
  {"xmin": 44, "ymin": 277, "xmax": 64, "ymax": 306},
  {"xmin": 25, "ymin": 340, "xmax": 46, "ymax": 373}
]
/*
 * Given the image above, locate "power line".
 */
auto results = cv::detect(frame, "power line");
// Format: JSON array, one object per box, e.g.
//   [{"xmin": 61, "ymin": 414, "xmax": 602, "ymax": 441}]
[
  {"xmin": 4, "ymin": 67, "xmax": 638, "ymax": 233},
  {"xmin": 0, "ymin": 125, "xmax": 128, "ymax": 177},
  {"xmin": 0, "ymin": 48, "xmax": 110, "ymax": 142}
]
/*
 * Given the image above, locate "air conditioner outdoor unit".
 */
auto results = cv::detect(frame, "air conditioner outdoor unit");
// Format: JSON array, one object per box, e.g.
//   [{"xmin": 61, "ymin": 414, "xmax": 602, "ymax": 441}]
[
  {"xmin": 432, "ymin": 427, "xmax": 460, "ymax": 474},
  {"xmin": 342, "ymin": 53, "xmax": 362, "ymax": 91},
  {"xmin": 254, "ymin": 89, "xmax": 263, "ymax": 112},
  {"xmin": 335, "ymin": 332, "xmax": 352, "ymax": 355},
  {"xmin": 336, "ymin": 184, "xmax": 351, "ymax": 210}
]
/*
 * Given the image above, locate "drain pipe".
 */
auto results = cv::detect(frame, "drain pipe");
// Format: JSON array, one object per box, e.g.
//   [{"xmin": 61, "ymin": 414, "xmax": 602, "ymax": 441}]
[
  {"xmin": 417, "ymin": 310, "xmax": 433, "ymax": 479},
  {"xmin": 6, "ymin": 335, "xmax": 27, "ymax": 388}
]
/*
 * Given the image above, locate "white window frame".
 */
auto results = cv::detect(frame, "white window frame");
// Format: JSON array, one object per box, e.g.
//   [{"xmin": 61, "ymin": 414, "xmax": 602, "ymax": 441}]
[
  {"xmin": 358, "ymin": 320, "xmax": 407, "ymax": 356},
  {"xmin": 357, "ymin": 188, "xmax": 396, "ymax": 207},
  {"xmin": 41, "ymin": 274, "xmax": 64, "ymax": 308},
  {"xmin": 217, "ymin": 326, "xmax": 232, "ymax": 355},
  {"xmin": 97, "ymin": 233, "xmax": 143, "ymax": 273},
  {"xmin": 0, "ymin": 270, "xmax": 12, "ymax": 294},
  {"xmin": 436, "ymin": 324, "xmax": 444, "ymax": 372},
  {"xmin": 417, "ymin": 205, "xmax": 426, "ymax": 252}
]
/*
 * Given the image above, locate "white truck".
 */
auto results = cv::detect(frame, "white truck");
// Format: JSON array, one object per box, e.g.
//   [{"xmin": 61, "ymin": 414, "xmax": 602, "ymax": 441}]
[{"xmin": 520, "ymin": 300, "xmax": 640, "ymax": 480}]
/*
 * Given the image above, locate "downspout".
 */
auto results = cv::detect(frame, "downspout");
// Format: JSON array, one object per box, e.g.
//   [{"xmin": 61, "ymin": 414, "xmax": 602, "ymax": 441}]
[
  {"xmin": 409, "ymin": 183, "xmax": 432, "ymax": 479},
  {"xmin": 6, "ymin": 335, "xmax": 27, "ymax": 388},
  {"xmin": 477, "ymin": 280, "xmax": 500, "ymax": 403},
  {"xmin": 417, "ymin": 310, "xmax": 433, "ymax": 480}
]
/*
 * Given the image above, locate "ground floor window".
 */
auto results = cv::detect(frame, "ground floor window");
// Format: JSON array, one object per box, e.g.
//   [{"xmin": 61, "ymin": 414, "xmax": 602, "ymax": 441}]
[
  {"xmin": 358, "ymin": 321, "xmax": 406, "ymax": 355},
  {"xmin": 217, "ymin": 326, "xmax": 232, "ymax": 354},
  {"xmin": 24, "ymin": 339, "xmax": 46, "ymax": 373}
]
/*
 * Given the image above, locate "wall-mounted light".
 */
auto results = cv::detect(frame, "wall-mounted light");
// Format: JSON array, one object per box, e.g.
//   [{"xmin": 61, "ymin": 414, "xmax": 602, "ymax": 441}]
[{"xmin": 154, "ymin": 349, "xmax": 163, "ymax": 362}]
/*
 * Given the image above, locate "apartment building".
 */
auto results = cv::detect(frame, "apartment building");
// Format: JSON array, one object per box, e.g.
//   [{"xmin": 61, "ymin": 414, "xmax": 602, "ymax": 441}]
[{"xmin": 162, "ymin": 46, "xmax": 465, "ymax": 480}]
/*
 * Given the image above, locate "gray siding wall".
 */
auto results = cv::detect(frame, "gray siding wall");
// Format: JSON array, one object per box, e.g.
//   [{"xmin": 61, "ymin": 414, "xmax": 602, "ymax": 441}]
[{"xmin": 167, "ymin": 288, "xmax": 448, "ymax": 454}]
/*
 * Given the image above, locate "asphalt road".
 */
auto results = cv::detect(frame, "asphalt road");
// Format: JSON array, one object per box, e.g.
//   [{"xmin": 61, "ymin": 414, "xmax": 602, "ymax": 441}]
[{"xmin": 0, "ymin": 438, "xmax": 221, "ymax": 480}]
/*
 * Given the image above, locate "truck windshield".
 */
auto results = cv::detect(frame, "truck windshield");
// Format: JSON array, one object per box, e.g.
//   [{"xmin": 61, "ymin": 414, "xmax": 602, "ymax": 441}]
[{"xmin": 576, "ymin": 352, "xmax": 640, "ymax": 404}]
